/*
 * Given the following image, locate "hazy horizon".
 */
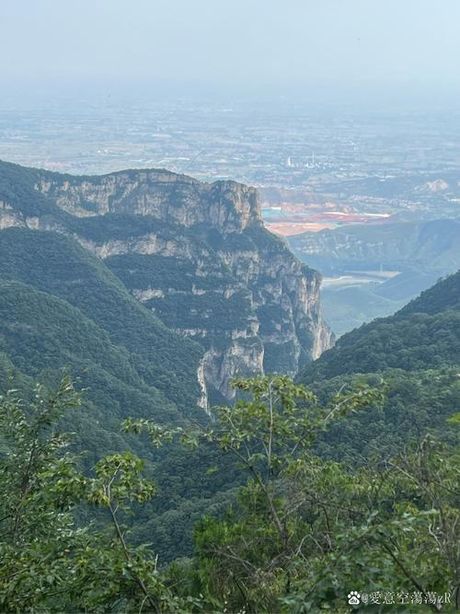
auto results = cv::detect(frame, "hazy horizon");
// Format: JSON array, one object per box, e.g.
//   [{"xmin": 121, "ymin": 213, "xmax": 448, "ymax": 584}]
[{"xmin": 1, "ymin": 0, "xmax": 460, "ymax": 111}]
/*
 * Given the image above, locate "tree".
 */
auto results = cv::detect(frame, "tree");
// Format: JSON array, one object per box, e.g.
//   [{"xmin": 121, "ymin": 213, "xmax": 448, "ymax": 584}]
[
  {"xmin": 0, "ymin": 377, "xmax": 196, "ymax": 612},
  {"xmin": 187, "ymin": 376, "xmax": 458, "ymax": 613}
]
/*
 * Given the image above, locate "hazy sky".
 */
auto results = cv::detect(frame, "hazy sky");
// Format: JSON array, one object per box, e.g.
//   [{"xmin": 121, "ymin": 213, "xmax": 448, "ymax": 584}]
[{"xmin": 1, "ymin": 0, "xmax": 460, "ymax": 104}]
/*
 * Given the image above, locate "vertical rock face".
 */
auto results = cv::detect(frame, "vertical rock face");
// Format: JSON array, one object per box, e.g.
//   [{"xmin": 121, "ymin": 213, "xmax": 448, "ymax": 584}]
[
  {"xmin": 0, "ymin": 162, "xmax": 333, "ymax": 404},
  {"xmin": 38, "ymin": 170, "xmax": 261, "ymax": 231}
]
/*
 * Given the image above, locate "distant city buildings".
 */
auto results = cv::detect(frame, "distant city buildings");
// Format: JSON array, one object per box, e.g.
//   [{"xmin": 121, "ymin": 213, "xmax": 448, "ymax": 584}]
[{"xmin": 1, "ymin": 99, "xmax": 459, "ymax": 234}]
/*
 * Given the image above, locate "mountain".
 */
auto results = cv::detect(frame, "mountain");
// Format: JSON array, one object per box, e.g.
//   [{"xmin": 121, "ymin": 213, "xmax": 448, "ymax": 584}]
[
  {"xmin": 398, "ymin": 268, "xmax": 460, "ymax": 315},
  {"xmin": 300, "ymin": 270, "xmax": 460, "ymax": 383},
  {"xmin": 288, "ymin": 218, "xmax": 460, "ymax": 336},
  {"xmin": 289, "ymin": 218, "xmax": 460, "ymax": 276},
  {"xmin": 0, "ymin": 160, "xmax": 332, "ymax": 402},
  {"xmin": 1, "ymin": 160, "xmax": 459, "ymax": 603}
]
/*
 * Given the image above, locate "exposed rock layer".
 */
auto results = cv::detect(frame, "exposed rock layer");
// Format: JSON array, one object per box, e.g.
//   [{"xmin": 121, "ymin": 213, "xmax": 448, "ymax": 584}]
[{"xmin": 0, "ymin": 162, "xmax": 333, "ymax": 403}]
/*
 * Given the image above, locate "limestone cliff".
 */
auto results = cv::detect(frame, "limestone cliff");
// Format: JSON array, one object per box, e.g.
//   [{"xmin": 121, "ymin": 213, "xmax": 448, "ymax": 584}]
[{"xmin": 0, "ymin": 161, "xmax": 333, "ymax": 404}]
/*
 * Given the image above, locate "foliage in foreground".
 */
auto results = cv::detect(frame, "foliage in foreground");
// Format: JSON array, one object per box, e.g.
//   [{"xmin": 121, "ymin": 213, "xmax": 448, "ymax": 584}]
[
  {"xmin": 189, "ymin": 378, "xmax": 460, "ymax": 612},
  {"xmin": 0, "ymin": 378, "xmax": 194, "ymax": 613},
  {"xmin": 0, "ymin": 375, "xmax": 459, "ymax": 612}
]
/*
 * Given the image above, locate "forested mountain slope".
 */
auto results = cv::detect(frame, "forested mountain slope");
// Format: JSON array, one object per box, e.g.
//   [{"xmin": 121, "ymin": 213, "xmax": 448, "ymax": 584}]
[
  {"xmin": 399, "ymin": 269, "xmax": 460, "ymax": 315},
  {"xmin": 0, "ymin": 228, "xmax": 203, "ymax": 412},
  {"xmin": 300, "ymin": 271, "xmax": 460, "ymax": 383},
  {"xmin": 0, "ymin": 229, "xmax": 206, "ymax": 464},
  {"xmin": 298, "ymin": 271, "xmax": 460, "ymax": 463}
]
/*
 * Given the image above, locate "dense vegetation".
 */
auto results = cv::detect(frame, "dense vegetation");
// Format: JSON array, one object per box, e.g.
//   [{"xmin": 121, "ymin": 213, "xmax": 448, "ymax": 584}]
[
  {"xmin": 1, "ymin": 376, "xmax": 458, "ymax": 612},
  {"xmin": 1, "ymin": 267, "xmax": 459, "ymax": 609},
  {"xmin": 297, "ymin": 271, "xmax": 460, "ymax": 471},
  {"xmin": 0, "ymin": 228, "xmax": 203, "ymax": 414}
]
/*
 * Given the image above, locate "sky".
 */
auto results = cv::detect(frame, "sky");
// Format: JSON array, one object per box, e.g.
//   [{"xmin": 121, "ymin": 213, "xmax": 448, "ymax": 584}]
[{"xmin": 1, "ymin": 0, "xmax": 460, "ymax": 106}]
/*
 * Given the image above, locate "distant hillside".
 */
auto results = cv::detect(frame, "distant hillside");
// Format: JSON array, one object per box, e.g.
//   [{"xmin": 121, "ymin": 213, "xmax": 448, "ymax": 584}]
[
  {"xmin": 289, "ymin": 219, "xmax": 460, "ymax": 275},
  {"xmin": 300, "ymin": 271, "xmax": 460, "ymax": 383},
  {"xmin": 319, "ymin": 284, "xmax": 408, "ymax": 338},
  {"xmin": 289, "ymin": 219, "xmax": 460, "ymax": 336}
]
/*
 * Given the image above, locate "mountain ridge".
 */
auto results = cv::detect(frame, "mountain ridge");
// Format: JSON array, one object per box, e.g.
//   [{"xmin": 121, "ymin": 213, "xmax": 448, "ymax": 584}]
[
  {"xmin": 289, "ymin": 218, "xmax": 460, "ymax": 274},
  {"xmin": 0, "ymin": 160, "xmax": 332, "ymax": 401}
]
